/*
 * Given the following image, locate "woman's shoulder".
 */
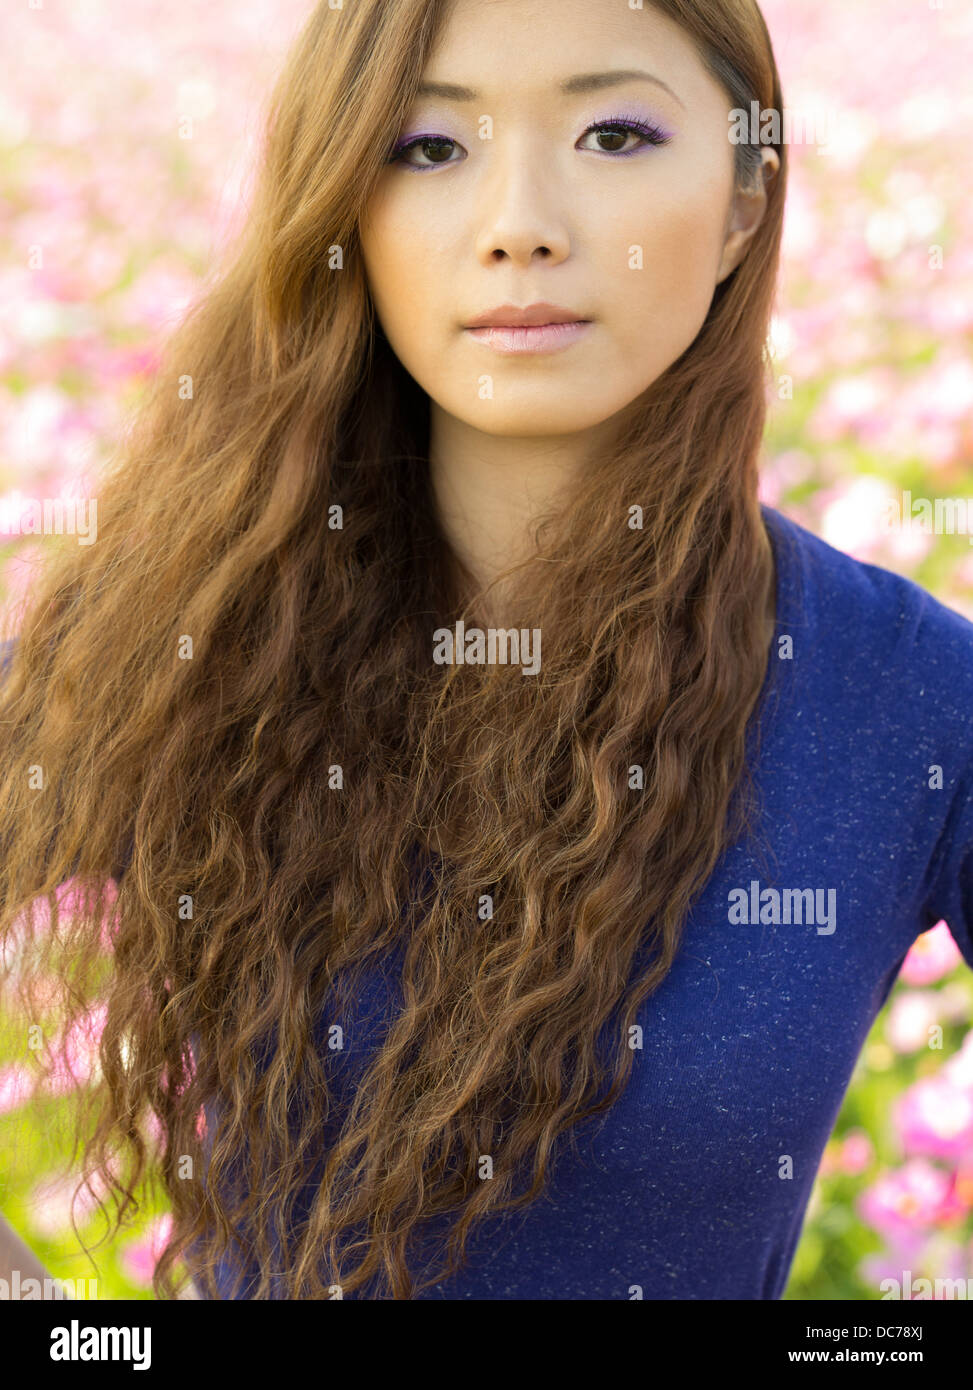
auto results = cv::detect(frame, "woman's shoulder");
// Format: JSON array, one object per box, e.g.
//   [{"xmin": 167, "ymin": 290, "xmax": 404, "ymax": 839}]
[{"xmin": 765, "ymin": 504, "xmax": 973, "ymax": 743}]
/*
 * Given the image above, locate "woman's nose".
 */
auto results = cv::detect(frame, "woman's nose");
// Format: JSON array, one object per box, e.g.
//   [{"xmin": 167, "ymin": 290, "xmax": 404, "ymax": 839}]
[{"xmin": 472, "ymin": 140, "xmax": 571, "ymax": 267}]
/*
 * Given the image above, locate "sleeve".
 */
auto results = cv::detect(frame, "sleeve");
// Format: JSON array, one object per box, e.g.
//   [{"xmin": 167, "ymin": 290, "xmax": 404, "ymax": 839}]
[{"xmin": 919, "ymin": 756, "xmax": 973, "ymax": 973}]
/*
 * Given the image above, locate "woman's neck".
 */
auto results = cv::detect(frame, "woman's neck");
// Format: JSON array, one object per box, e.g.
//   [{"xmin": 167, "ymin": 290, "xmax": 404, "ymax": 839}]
[{"xmin": 428, "ymin": 402, "xmax": 625, "ymax": 608}]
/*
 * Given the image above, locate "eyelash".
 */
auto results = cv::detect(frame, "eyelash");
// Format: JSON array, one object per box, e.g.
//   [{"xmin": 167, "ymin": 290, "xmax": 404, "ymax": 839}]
[{"xmin": 386, "ymin": 113, "xmax": 673, "ymax": 171}]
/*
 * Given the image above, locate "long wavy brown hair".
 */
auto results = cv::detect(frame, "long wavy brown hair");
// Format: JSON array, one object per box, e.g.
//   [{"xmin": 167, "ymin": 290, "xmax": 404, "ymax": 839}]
[{"xmin": 0, "ymin": 0, "xmax": 788, "ymax": 1298}]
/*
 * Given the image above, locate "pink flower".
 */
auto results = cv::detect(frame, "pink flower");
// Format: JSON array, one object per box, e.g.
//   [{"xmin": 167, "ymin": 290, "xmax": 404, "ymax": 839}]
[
  {"xmin": 858, "ymin": 1158, "xmax": 960, "ymax": 1242},
  {"xmin": 4, "ymin": 877, "xmax": 119, "ymax": 957},
  {"xmin": 143, "ymin": 1108, "xmax": 165, "ymax": 1151},
  {"xmin": 821, "ymin": 476, "xmax": 900, "ymax": 557},
  {"xmin": 900, "ymin": 922, "xmax": 963, "ymax": 986},
  {"xmin": 949, "ymin": 1159, "xmax": 973, "ymax": 1212},
  {"xmin": 894, "ymin": 1076, "xmax": 973, "ymax": 1163},
  {"xmin": 26, "ymin": 1171, "xmax": 106, "ymax": 1240},
  {"xmin": 120, "ymin": 1213, "xmax": 173, "ymax": 1288},
  {"xmin": 96, "ymin": 344, "xmax": 161, "ymax": 383},
  {"xmin": 945, "ymin": 1031, "xmax": 973, "ymax": 1089},
  {"xmin": 839, "ymin": 1130, "xmax": 874, "ymax": 1176},
  {"xmin": 860, "ymin": 1232, "xmax": 972, "ymax": 1299},
  {"xmin": 885, "ymin": 990, "xmax": 943, "ymax": 1053},
  {"xmin": 0, "ymin": 1063, "xmax": 34, "ymax": 1115},
  {"xmin": 117, "ymin": 262, "xmax": 199, "ymax": 334},
  {"xmin": 45, "ymin": 1002, "xmax": 109, "ymax": 1094},
  {"xmin": 811, "ymin": 370, "xmax": 898, "ymax": 446},
  {"xmin": 859, "ymin": 1251, "xmax": 907, "ymax": 1288}
]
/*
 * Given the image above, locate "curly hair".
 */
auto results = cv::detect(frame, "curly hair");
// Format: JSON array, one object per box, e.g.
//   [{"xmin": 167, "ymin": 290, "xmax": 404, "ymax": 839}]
[{"xmin": 0, "ymin": 0, "xmax": 787, "ymax": 1298}]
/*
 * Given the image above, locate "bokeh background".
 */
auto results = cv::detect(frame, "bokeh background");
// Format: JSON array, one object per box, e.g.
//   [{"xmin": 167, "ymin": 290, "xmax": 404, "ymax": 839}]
[{"xmin": 1, "ymin": 0, "xmax": 972, "ymax": 1298}]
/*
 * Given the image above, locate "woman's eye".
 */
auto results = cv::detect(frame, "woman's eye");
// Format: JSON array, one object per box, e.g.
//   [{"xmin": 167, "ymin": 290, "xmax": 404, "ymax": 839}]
[
  {"xmin": 577, "ymin": 121, "xmax": 671, "ymax": 155},
  {"xmin": 388, "ymin": 137, "xmax": 465, "ymax": 170}
]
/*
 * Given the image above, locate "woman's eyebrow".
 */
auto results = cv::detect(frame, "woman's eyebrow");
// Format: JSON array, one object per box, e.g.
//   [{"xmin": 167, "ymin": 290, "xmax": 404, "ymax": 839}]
[{"xmin": 417, "ymin": 69, "xmax": 686, "ymax": 110}]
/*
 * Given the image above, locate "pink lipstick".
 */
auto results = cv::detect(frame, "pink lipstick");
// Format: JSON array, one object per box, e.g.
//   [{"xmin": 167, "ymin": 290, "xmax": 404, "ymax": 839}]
[{"xmin": 462, "ymin": 302, "xmax": 593, "ymax": 355}]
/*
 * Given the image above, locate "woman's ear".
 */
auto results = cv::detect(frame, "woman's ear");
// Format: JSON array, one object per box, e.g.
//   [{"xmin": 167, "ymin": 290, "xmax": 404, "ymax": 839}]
[{"xmin": 716, "ymin": 147, "xmax": 780, "ymax": 283}]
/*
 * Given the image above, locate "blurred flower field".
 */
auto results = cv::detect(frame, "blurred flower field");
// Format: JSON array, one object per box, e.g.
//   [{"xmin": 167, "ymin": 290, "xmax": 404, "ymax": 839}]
[
  {"xmin": 1, "ymin": 0, "xmax": 972, "ymax": 1298},
  {"xmin": 755, "ymin": 0, "xmax": 973, "ymax": 1298}
]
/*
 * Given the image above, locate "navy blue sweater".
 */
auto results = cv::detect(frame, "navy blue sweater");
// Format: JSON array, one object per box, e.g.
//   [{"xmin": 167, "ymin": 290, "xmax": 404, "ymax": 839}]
[{"xmin": 6, "ymin": 502, "xmax": 973, "ymax": 1298}]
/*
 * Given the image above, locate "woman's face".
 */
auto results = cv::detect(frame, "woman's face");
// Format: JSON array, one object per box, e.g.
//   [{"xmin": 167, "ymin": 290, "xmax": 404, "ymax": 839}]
[{"xmin": 359, "ymin": 0, "xmax": 772, "ymax": 439}]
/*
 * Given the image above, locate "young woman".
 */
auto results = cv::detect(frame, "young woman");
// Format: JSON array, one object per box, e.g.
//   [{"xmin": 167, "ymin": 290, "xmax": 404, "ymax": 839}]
[{"xmin": 1, "ymin": 0, "xmax": 971, "ymax": 1301}]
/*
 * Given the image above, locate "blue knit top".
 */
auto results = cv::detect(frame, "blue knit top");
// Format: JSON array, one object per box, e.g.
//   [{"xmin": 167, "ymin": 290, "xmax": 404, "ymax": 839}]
[{"xmin": 6, "ymin": 502, "xmax": 973, "ymax": 1298}]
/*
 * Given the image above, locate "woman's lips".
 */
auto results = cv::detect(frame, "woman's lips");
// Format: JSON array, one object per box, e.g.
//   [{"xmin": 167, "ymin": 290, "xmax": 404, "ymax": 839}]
[{"xmin": 463, "ymin": 321, "xmax": 592, "ymax": 354}]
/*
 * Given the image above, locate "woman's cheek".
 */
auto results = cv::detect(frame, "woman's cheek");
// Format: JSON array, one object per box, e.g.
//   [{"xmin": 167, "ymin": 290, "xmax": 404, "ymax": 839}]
[
  {"xmin": 362, "ymin": 251, "xmax": 431, "ymax": 367},
  {"xmin": 632, "ymin": 214, "xmax": 727, "ymax": 339},
  {"xmin": 380, "ymin": 294, "xmax": 455, "ymax": 402}
]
